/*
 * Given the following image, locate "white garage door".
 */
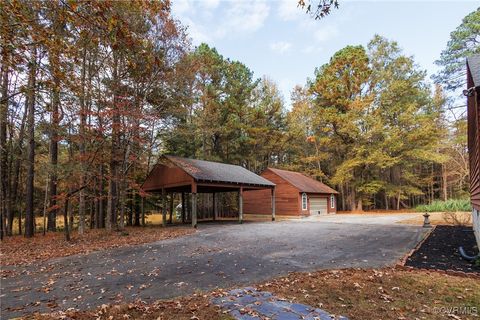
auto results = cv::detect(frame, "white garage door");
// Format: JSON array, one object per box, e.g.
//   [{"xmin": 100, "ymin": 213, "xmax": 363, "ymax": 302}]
[{"xmin": 310, "ymin": 197, "xmax": 328, "ymax": 215}]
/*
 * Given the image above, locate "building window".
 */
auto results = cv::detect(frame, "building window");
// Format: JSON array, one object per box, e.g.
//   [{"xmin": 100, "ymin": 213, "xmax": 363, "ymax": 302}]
[
  {"xmin": 302, "ymin": 193, "xmax": 308, "ymax": 210},
  {"xmin": 330, "ymin": 194, "xmax": 335, "ymax": 209}
]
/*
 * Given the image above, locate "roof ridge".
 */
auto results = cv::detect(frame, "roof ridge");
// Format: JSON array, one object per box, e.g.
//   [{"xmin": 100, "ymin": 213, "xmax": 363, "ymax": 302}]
[
  {"xmin": 162, "ymin": 155, "xmax": 275, "ymax": 187},
  {"xmin": 166, "ymin": 155, "xmax": 245, "ymax": 168},
  {"xmin": 266, "ymin": 167, "xmax": 338, "ymax": 194}
]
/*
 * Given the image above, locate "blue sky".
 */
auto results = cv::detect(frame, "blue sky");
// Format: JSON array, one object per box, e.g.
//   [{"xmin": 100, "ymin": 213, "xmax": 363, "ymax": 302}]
[{"xmin": 171, "ymin": 0, "xmax": 478, "ymax": 106}]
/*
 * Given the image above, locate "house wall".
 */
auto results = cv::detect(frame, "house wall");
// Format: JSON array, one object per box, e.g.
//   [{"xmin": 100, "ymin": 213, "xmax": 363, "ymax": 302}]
[
  {"xmin": 467, "ymin": 65, "xmax": 480, "ymax": 211},
  {"xmin": 243, "ymin": 170, "xmax": 301, "ymax": 216},
  {"xmin": 467, "ymin": 63, "xmax": 480, "ymax": 248},
  {"xmin": 299, "ymin": 192, "xmax": 309, "ymax": 215},
  {"xmin": 142, "ymin": 163, "xmax": 193, "ymax": 191}
]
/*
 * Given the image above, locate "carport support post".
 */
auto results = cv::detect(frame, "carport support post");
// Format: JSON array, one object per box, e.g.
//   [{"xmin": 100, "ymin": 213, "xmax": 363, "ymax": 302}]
[
  {"xmin": 181, "ymin": 192, "xmax": 186, "ymax": 223},
  {"xmin": 239, "ymin": 187, "xmax": 243, "ymax": 224},
  {"xmin": 161, "ymin": 188, "xmax": 167, "ymax": 227},
  {"xmin": 212, "ymin": 192, "xmax": 217, "ymax": 221},
  {"xmin": 191, "ymin": 183, "xmax": 197, "ymax": 228},
  {"xmin": 271, "ymin": 187, "xmax": 276, "ymax": 221},
  {"xmin": 141, "ymin": 196, "xmax": 145, "ymax": 226},
  {"xmin": 169, "ymin": 193, "xmax": 174, "ymax": 224}
]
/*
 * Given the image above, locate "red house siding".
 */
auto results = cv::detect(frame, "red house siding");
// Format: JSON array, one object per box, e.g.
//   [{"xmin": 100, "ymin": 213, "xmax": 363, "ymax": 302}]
[
  {"xmin": 244, "ymin": 170, "xmax": 300, "ymax": 216},
  {"xmin": 142, "ymin": 163, "xmax": 193, "ymax": 191},
  {"xmin": 467, "ymin": 62, "xmax": 480, "ymax": 211},
  {"xmin": 244, "ymin": 169, "xmax": 338, "ymax": 216}
]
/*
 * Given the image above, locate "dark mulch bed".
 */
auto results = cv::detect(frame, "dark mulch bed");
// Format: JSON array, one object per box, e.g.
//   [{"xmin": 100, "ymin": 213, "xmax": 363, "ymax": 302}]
[{"xmin": 406, "ymin": 225, "xmax": 479, "ymax": 273}]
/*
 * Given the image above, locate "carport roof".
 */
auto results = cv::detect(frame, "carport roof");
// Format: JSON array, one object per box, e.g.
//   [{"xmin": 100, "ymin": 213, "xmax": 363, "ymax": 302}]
[
  {"xmin": 164, "ymin": 155, "xmax": 275, "ymax": 187},
  {"xmin": 267, "ymin": 168, "xmax": 338, "ymax": 194}
]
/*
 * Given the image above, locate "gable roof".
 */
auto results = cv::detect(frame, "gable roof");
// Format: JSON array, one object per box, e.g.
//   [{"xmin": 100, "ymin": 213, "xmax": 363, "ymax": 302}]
[
  {"xmin": 467, "ymin": 55, "xmax": 480, "ymax": 87},
  {"xmin": 164, "ymin": 155, "xmax": 275, "ymax": 187},
  {"xmin": 267, "ymin": 168, "xmax": 338, "ymax": 194}
]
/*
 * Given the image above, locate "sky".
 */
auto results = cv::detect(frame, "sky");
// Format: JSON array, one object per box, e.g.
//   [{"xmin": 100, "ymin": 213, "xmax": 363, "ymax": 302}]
[{"xmin": 171, "ymin": 0, "xmax": 479, "ymax": 106}]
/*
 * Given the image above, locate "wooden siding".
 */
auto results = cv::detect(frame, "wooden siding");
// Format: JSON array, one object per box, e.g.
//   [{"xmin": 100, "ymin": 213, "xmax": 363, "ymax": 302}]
[
  {"xmin": 244, "ymin": 170, "xmax": 338, "ymax": 216},
  {"xmin": 244, "ymin": 170, "xmax": 301, "ymax": 216},
  {"xmin": 468, "ymin": 65, "xmax": 480, "ymax": 211},
  {"xmin": 142, "ymin": 163, "xmax": 193, "ymax": 191}
]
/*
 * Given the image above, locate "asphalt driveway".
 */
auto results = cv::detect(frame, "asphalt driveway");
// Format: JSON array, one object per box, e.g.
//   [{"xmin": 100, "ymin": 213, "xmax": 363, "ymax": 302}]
[{"xmin": 1, "ymin": 216, "xmax": 426, "ymax": 318}]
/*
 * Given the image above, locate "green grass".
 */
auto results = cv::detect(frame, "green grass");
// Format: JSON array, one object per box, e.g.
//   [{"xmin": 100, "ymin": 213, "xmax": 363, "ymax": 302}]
[{"xmin": 416, "ymin": 198, "xmax": 472, "ymax": 213}]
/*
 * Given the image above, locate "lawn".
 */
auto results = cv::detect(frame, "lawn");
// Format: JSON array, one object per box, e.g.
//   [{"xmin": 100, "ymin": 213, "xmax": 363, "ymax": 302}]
[
  {"xmin": 399, "ymin": 212, "xmax": 472, "ymax": 226},
  {"xmin": 263, "ymin": 268, "xmax": 479, "ymax": 320},
  {"xmin": 9, "ymin": 212, "xmax": 179, "ymax": 235},
  {"xmin": 0, "ymin": 226, "xmax": 195, "ymax": 267},
  {"xmin": 33, "ymin": 268, "xmax": 479, "ymax": 320}
]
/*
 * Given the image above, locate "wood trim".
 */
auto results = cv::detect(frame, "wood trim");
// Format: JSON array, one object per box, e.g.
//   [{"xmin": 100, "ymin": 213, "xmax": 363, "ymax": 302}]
[{"xmin": 196, "ymin": 182, "xmax": 273, "ymax": 190}]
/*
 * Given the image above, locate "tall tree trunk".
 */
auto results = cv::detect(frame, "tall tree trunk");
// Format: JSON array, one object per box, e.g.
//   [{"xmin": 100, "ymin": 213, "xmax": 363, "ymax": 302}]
[
  {"xmin": 0, "ymin": 6, "xmax": 13, "ymax": 238},
  {"xmin": 89, "ymin": 197, "xmax": 94, "ymax": 229},
  {"xmin": 118, "ymin": 180, "xmax": 125, "ymax": 230},
  {"xmin": 349, "ymin": 184, "xmax": 356, "ymax": 211},
  {"xmin": 141, "ymin": 196, "xmax": 145, "ymax": 226},
  {"xmin": 47, "ymin": 26, "xmax": 61, "ymax": 232},
  {"xmin": 47, "ymin": 97, "xmax": 59, "ymax": 232},
  {"xmin": 106, "ymin": 161, "xmax": 117, "ymax": 231},
  {"xmin": 99, "ymin": 164, "xmax": 105, "ymax": 228},
  {"xmin": 356, "ymin": 198, "xmax": 363, "ymax": 211},
  {"xmin": 94, "ymin": 177, "xmax": 99, "ymax": 229},
  {"xmin": 134, "ymin": 191, "xmax": 140, "ymax": 226},
  {"xmin": 68, "ymin": 201, "xmax": 73, "ymax": 233},
  {"xmin": 63, "ymin": 193, "xmax": 70, "ymax": 241},
  {"xmin": 396, "ymin": 191, "xmax": 401, "ymax": 210},
  {"xmin": 340, "ymin": 184, "xmax": 345, "ymax": 211},
  {"xmin": 25, "ymin": 46, "xmax": 37, "ymax": 238},
  {"xmin": 441, "ymin": 163, "xmax": 448, "ymax": 201},
  {"xmin": 0, "ymin": 33, "xmax": 9, "ymax": 239},
  {"xmin": 78, "ymin": 45, "xmax": 88, "ymax": 234},
  {"xmin": 11, "ymin": 103, "xmax": 27, "ymax": 235},
  {"xmin": 106, "ymin": 54, "xmax": 120, "ymax": 231},
  {"xmin": 128, "ymin": 190, "xmax": 133, "ymax": 226}
]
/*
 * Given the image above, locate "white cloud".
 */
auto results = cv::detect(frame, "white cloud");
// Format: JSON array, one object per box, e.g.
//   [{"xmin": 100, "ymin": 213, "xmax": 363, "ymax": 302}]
[
  {"xmin": 173, "ymin": 0, "xmax": 220, "ymax": 19},
  {"xmin": 182, "ymin": 17, "xmax": 212, "ymax": 44},
  {"xmin": 270, "ymin": 41, "xmax": 292, "ymax": 54},
  {"xmin": 201, "ymin": 0, "xmax": 220, "ymax": 10},
  {"xmin": 314, "ymin": 25, "xmax": 339, "ymax": 42},
  {"xmin": 278, "ymin": 0, "xmax": 301, "ymax": 21},
  {"xmin": 223, "ymin": 1, "xmax": 270, "ymax": 33},
  {"xmin": 172, "ymin": 0, "xmax": 270, "ymax": 44},
  {"xmin": 173, "ymin": 0, "xmax": 191, "ymax": 15}
]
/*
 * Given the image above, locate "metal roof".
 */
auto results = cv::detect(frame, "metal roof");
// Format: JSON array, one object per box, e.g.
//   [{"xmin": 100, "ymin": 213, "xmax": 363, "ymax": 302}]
[
  {"xmin": 267, "ymin": 168, "xmax": 338, "ymax": 194},
  {"xmin": 165, "ymin": 155, "xmax": 275, "ymax": 187},
  {"xmin": 467, "ymin": 55, "xmax": 480, "ymax": 87}
]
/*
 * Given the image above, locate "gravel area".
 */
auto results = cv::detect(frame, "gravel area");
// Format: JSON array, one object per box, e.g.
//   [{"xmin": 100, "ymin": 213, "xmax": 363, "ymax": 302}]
[{"xmin": 1, "ymin": 218, "xmax": 426, "ymax": 318}]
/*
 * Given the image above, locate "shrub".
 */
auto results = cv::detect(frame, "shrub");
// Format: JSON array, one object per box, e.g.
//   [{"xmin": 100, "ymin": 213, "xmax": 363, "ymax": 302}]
[
  {"xmin": 416, "ymin": 199, "xmax": 472, "ymax": 213},
  {"xmin": 441, "ymin": 212, "xmax": 472, "ymax": 226}
]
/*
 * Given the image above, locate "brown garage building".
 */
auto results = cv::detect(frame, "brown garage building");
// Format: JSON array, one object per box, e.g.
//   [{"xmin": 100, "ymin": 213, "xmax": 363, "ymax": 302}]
[{"xmin": 243, "ymin": 168, "xmax": 338, "ymax": 217}]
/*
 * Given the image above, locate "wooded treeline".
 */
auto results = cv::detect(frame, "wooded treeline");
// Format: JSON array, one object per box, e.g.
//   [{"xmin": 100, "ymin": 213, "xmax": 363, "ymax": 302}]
[{"xmin": 0, "ymin": 1, "xmax": 473, "ymax": 238}]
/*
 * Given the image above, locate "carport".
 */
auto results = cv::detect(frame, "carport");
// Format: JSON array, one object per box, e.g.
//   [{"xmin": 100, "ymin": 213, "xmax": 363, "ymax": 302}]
[{"xmin": 141, "ymin": 155, "xmax": 276, "ymax": 227}]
